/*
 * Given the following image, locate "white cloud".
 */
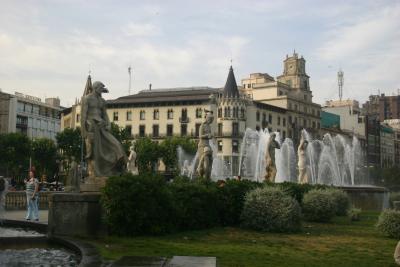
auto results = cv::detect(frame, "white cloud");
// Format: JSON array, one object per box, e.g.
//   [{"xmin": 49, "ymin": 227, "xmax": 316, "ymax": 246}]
[{"xmin": 123, "ymin": 22, "xmax": 160, "ymax": 37}]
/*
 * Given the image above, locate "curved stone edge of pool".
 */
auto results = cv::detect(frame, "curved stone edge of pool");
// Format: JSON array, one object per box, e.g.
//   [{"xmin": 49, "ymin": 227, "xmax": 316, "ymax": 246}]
[{"xmin": 1, "ymin": 219, "xmax": 103, "ymax": 267}]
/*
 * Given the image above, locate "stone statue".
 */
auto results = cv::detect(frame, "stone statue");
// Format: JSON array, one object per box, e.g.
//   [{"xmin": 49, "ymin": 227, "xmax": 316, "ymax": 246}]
[
  {"xmin": 181, "ymin": 160, "xmax": 190, "ymax": 176},
  {"xmin": 265, "ymin": 133, "xmax": 280, "ymax": 182},
  {"xmin": 127, "ymin": 142, "xmax": 138, "ymax": 175},
  {"xmin": 196, "ymin": 110, "xmax": 214, "ymax": 180},
  {"xmin": 65, "ymin": 157, "xmax": 80, "ymax": 192},
  {"xmin": 81, "ymin": 81, "xmax": 126, "ymax": 178},
  {"xmin": 298, "ymin": 132, "xmax": 309, "ymax": 184}
]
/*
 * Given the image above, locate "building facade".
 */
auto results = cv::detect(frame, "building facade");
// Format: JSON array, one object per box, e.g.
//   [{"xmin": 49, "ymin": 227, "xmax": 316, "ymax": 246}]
[
  {"xmin": 384, "ymin": 119, "xmax": 400, "ymax": 166},
  {"xmin": 0, "ymin": 91, "xmax": 61, "ymax": 140},
  {"xmin": 380, "ymin": 124, "xmax": 395, "ymax": 167},
  {"xmin": 362, "ymin": 93, "xmax": 400, "ymax": 122},
  {"xmin": 241, "ymin": 52, "xmax": 321, "ymax": 144}
]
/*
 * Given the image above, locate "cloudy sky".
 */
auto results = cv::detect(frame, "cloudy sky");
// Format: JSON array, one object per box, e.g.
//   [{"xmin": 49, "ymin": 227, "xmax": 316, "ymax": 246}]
[{"xmin": 0, "ymin": 0, "xmax": 399, "ymax": 107}]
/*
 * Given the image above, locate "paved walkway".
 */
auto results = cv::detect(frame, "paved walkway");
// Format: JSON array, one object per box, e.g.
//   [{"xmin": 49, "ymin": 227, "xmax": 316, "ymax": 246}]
[{"xmin": 3, "ymin": 210, "xmax": 48, "ymax": 224}]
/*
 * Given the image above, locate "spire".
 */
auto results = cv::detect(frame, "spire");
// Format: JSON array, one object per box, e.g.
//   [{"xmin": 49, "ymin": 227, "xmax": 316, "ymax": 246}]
[
  {"xmin": 82, "ymin": 74, "xmax": 93, "ymax": 96},
  {"xmin": 223, "ymin": 66, "xmax": 239, "ymax": 98}
]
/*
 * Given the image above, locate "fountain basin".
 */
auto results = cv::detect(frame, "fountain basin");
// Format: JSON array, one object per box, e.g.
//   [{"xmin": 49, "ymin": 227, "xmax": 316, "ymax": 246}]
[
  {"xmin": 338, "ymin": 186, "xmax": 389, "ymax": 211},
  {"xmin": 0, "ymin": 220, "xmax": 102, "ymax": 266}
]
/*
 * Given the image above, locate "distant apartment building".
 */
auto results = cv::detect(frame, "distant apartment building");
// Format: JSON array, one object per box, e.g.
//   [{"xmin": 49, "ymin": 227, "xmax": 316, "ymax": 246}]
[
  {"xmin": 380, "ymin": 123, "xmax": 395, "ymax": 168},
  {"xmin": 0, "ymin": 90, "xmax": 61, "ymax": 140},
  {"xmin": 362, "ymin": 93, "xmax": 400, "ymax": 122}
]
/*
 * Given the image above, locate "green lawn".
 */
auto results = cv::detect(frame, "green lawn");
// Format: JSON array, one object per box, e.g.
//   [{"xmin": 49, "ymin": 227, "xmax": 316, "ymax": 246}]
[{"xmin": 90, "ymin": 212, "xmax": 398, "ymax": 267}]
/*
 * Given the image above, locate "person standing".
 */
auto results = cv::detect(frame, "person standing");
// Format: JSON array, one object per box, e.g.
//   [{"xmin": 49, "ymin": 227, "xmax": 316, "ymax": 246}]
[{"xmin": 25, "ymin": 170, "xmax": 39, "ymax": 221}]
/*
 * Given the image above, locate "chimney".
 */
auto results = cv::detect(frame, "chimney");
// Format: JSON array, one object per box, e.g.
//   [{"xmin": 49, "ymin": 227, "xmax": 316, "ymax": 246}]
[{"xmin": 149, "ymin": 83, "xmax": 152, "ymax": 91}]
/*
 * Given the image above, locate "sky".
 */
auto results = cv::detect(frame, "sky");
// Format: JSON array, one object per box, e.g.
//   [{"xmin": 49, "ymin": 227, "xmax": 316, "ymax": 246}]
[{"xmin": 0, "ymin": 0, "xmax": 399, "ymax": 107}]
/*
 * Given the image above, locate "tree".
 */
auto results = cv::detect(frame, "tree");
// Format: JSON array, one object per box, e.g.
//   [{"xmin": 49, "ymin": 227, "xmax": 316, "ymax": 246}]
[
  {"xmin": 0, "ymin": 133, "xmax": 31, "ymax": 178},
  {"xmin": 110, "ymin": 122, "xmax": 132, "ymax": 154},
  {"xmin": 56, "ymin": 127, "xmax": 82, "ymax": 162},
  {"xmin": 160, "ymin": 137, "xmax": 197, "ymax": 174},
  {"xmin": 135, "ymin": 137, "xmax": 161, "ymax": 173},
  {"xmin": 31, "ymin": 138, "xmax": 58, "ymax": 181}
]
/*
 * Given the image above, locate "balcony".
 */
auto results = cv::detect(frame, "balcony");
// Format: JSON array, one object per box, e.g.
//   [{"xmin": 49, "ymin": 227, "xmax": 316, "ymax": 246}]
[{"xmin": 179, "ymin": 117, "xmax": 190, "ymax": 123}]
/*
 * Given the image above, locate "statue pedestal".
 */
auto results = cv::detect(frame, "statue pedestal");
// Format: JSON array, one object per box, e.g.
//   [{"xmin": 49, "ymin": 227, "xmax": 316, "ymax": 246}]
[
  {"xmin": 80, "ymin": 176, "xmax": 107, "ymax": 192},
  {"xmin": 48, "ymin": 193, "xmax": 106, "ymax": 237}
]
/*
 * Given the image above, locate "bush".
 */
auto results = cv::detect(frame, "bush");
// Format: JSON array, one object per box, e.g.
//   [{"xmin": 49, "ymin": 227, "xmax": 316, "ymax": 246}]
[
  {"xmin": 302, "ymin": 189, "xmax": 336, "ymax": 222},
  {"xmin": 390, "ymin": 192, "xmax": 400, "ymax": 208},
  {"xmin": 216, "ymin": 179, "xmax": 260, "ymax": 226},
  {"xmin": 168, "ymin": 180, "xmax": 219, "ymax": 230},
  {"xmin": 240, "ymin": 187, "xmax": 301, "ymax": 232},
  {"xmin": 377, "ymin": 209, "xmax": 400, "ymax": 238},
  {"xmin": 326, "ymin": 188, "xmax": 350, "ymax": 216},
  {"xmin": 102, "ymin": 173, "xmax": 176, "ymax": 236},
  {"xmin": 348, "ymin": 208, "xmax": 362, "ymax": 221}
]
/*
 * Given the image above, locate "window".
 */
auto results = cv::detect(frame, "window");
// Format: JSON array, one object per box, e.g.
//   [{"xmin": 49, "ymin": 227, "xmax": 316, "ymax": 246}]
[
  {"xmin": 218, "ymin": 140, "xmax": 223, "ymax": 152},
  {"xmin": 152, "ymin": 124, "xmax": 159, "ymax": 137},
  {"xmin": 76, "ymin": 114, "xmax": 80, "ymax": 123},
  {"xmin": 126, "ymin": 111, "xmax": 132, "ymax": 121},
  {"xmin": 277, "ymin": 116, "xmax": 281, "ymax": 126},
  {"xmin": 288, "ymin": 116, "xmax": 292, "ymax": 124},
  {"xmin": 262, "ymin": 113, "xmax": 266, "ymax": 122},
  {"xmin": 153, "ymin": 109, "xmax": 159, "ymax": 120},
  {"xmin": 282, "ymin": 130, "xmax": 286, "ymax": 139},
  {"xmin": 139, "ymin": 125, "xmax": 145, "ymax": 137},
  {"xmin": 181, "ymin": 108, "xmax": 188, "ymax": 121},
  {"xmin": 218, "ymin": 123, "xmax": 223, "ymax": 136},
  {"xmin": 247, "ymin": 84, "xmax": 251, "ymax": 88},
  {"xmin": 196, "ymin": 108, "xmax": 202, "ymax": 118},
  {"xmin": 232, "ymin": 140, "xmax": 239, "ymax": 153},
  {"xmin": 283, "ymin": 118, "xmax": 286, "ymax": 127},
  {"xmin": 125, "ymin": 125, "xmax": 132, "ymax": 137},
  {"xmin": 218, "ymin": 108, "xmax": 222, "ymax": 118},
  {"xmin": 195, "ymin": 123, "xmax": 201, "ymax": 137},
  {"xmin": 181, "ymin": 124, "xmax": 187, "ymax": 136},
  {"xmin": 317, "ymin": 122, "xmax": 320, "ymax": 129},
  {"xmin": 304, "ymin": 119, "xmax": 307, "ymax": 127},
  {"xmin": 268, "ymin": 114, "xmax": 272, "ymax": 124},
  {"xmin": 312, "ymin": 121, "xmax": 316, "ymax": 128},
  {"xmin": 304, "ymin": 106, "xmax": 307, "ymax": 113},
  {"xmin": 240, "ymin": 108, "xmax": 245, "ymax": 118},
  {"xmin": 167, "ymin": 109, "xmax": 173, "ymax": 119},
  {"xmin": 256, "ymin": 111, "xmax": 260, "ymax": 122},
  {"xmin": 232, "ymin": 122, "xmax": 239, "ymax": 137},
  {"xmin": 294, "ymin": 104, "xmax": 298, "ymax": 111},
  {"xmin": 167, "ymin": 124, "xmax": 173, "ymax": 136},
  {"xmin": 113, "ymin": 112, "xmax": 118, "ymax": 121},
  {"xmin": 140, "ymin": 110, "xmax": 145, "ymax": 120}
]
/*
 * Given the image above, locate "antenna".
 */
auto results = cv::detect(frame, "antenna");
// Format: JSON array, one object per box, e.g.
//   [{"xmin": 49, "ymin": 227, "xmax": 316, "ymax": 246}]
[
  {"xmin": 128, "ymin": 66, "xmax": 132, "ymax": 95},
  {"xmin": 338, "ymin": 69, "xmax": 344, "ymax": 101}
]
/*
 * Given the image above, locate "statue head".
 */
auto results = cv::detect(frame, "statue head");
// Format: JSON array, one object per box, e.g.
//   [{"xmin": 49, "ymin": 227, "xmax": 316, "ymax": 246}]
[
  {"xmin": 130, "ymin": 143, "xmax": 135, "ymax": 151},
  {"xmin": 270, "ymin": 133, "xmax": 276, "ymax": 140},
  {"xmin": 205, "ymin": 111, "xmax": 214, "ymax": 124},
  {"xmin": 92, "ymin": 81, "xmax": 109, "ymax": 94}
]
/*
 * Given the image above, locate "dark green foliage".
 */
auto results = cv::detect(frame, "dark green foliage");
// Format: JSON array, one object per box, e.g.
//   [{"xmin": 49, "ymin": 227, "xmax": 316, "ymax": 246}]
[
  {"xmin": 376, "ymin": 209, "xmax": 400, "ymax": 238},
  {"xmin": 134, "ymin": 137, "xmax": 161, "ymax": 173},
  {"xmin": 216, "ymin": 179, "xmax": 260, "ymax": 226},
  {"xmin": 302, "ymin": 189, "xmax": 336, "ymax": 222},
  {"xmin": 31, "ymin": 138, "xmax": 58, "ymax": 179},
  {"xmin": 102, "ymin": 173, "xmax": 176, "ymax": 236},
  {"xmin": 0, "ymin": 133, "xmax": 31, "ymax": 177},
  {"xmin": 241, "ymin": 187, "xmax": 302, "ymax": 232},
  {"xmin": 159, "ymin": 137, "xmax": 196, "ymax": 174},
  {"xmin": 390, "ymin": 192, "xmax": 400, "ymax": 208},
  {"xmin": 56, "ymin": 127, "xmax": 82, "ymax": 161},
  {"xmin": 169, "ymin": 180, "xmax": 219, "ymax": 230},
  {"xmin": 326, "ymin": 188, "xmax": 351, "ymax": 216},
  {"xmin": 110, "ymin": 122, "xmax": 132, "ymax": 154}
]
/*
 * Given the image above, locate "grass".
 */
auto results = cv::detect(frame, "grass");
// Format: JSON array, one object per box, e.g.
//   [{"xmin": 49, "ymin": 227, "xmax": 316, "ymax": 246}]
[{"xmin": 89, "ymin": 212, "xmax": 397, "ymax": 267}]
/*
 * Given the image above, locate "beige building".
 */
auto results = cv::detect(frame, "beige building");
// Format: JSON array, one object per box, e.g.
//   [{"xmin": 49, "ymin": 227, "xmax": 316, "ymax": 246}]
[
  {"xmin": 0, "ymin": 90, "xmax": 61, "ymax": 140},
  {"xmin": 323, "ymin": 99, "xmax": 366, "ymax": 139},
  {"xmin": 241, "ymin": 52, "xmax": 321, "ymax": 142}
]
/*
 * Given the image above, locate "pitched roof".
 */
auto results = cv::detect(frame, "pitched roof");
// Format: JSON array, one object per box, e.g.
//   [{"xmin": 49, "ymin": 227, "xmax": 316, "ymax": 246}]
[{"xmin": 223, "ymin": 66, "xmax": 239, "ymax": 98}]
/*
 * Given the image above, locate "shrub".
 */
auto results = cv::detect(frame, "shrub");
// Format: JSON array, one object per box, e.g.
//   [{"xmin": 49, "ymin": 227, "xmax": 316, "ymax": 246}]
[
  {"xmin": 168, "ymin": 180, "xmax": 219, "ymax": 230},
  {"xmin": 240, "ymin": 187, "xmax": 301, "ymax": 232},
  {"xmin": 377, "ymin": 209, "xmax": 400, "ymax": 238},
  {"xmin": 216, "ymin": 179, "xmax": 260, "ymax": 226},
  {"xmin": 326, "ymin": 188, "xmax": 350, "ymax": 216},
  {"xmin": 348, "ymin": 208, "xmax": 362, "ymax": 221},
  {"xmin": 302, "ymin": 189, "xmax": 336, "ymax": 222},
  {"xmin": 102, "ymin": 173, "xmax": 176, "ymax": 236},
  {"xmin": 390, "ymin": 192, "xmax": 400, "ymax": 208}
]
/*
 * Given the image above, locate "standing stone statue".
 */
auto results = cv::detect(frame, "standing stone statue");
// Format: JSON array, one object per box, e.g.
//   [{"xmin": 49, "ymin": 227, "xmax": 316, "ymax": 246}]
[
  {"xmin": 297, "ymin": 132, "xmax": 309, "ymax": 184},
  {"xmin": 265, "ymin": 133, "xmax": 280, "ymax": 182},
  {"xmin": 127, "ymin": 142, "xmax": 138, "ymax": 175},
  {"xmin": 81, "ymin": 81, "xmax": 126, "ymax": 178},
  {"xmin": 65, "ymin": 157, "xmax": 80, "ymax": 192},
  {"xmin": 196, "ymin": 110, "xmax": 214, "ymax": 180}
]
